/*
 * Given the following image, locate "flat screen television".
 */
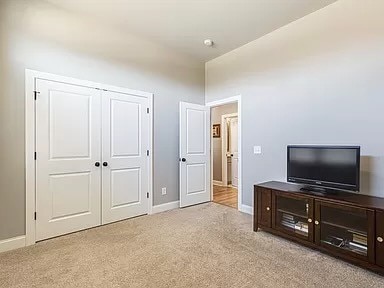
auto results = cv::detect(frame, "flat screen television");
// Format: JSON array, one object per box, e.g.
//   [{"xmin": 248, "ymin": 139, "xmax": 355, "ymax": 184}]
[{"xmin": 287, "ymin": 145, "xmax": 360, "ymax": 192}]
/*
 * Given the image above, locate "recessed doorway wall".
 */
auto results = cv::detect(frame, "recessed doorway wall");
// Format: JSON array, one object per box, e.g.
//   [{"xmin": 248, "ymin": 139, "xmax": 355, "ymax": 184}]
[{"xmin": 210, "ymin": 102, "xmax": 239, "ymax": 209}]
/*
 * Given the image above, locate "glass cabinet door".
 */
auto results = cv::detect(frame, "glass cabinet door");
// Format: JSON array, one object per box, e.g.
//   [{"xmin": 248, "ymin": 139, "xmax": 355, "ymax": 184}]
[
  {"xmin": 315, "ymin": 201, "xmax": 374, "ymax": 262},
  {"xmin": 273, "ymin": 192, "xmax": 314, "ymax": 241}
]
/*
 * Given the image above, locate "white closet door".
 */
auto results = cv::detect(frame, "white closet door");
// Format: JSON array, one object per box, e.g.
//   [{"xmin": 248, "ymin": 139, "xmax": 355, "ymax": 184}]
[
  {"xmin": 36, "ymin": 79, "xmax": 101, "ymax": 241},
  {"xmin": 101, "ymin": 90, "xmax": 149, "ymax": 224},
  {"xmin": 179, "ymin": 102, "xmax": 211, "ymax": 207},
  {"xmin": 230, "ymin": 117, "xmax": 239, "ymax": 187}
]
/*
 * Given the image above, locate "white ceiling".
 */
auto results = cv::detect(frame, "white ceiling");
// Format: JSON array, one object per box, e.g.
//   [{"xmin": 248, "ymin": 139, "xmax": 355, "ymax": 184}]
[{"xmin": 45, "ymin": 0, "xmax": 337, "ymax": 61}]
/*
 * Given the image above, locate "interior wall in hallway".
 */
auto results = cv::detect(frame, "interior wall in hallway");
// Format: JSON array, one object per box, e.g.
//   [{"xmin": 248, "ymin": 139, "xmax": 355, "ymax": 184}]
[{"xmin": 211, "ymin": 103, "xmax": 238, "ymax": 182}]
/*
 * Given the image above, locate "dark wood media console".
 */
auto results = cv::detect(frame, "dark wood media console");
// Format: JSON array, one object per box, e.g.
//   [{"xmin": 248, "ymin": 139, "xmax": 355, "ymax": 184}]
[{"xmin": 254, "ymin": 181, "xmax": 384, "ymax": 274}]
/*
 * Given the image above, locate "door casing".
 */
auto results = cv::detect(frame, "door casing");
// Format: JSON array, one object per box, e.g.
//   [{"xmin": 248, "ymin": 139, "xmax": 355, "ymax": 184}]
[{"xmin": 25, "ymin": 69, "xmax": 153, "ymax": 246}]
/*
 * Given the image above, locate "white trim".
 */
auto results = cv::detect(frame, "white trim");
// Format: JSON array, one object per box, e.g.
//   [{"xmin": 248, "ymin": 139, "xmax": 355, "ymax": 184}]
[
  {"xmin": 221, "ymin": 113, "xmax": 238, "ymax": 186},
  {"xmin": 26, "ymin": 70, "xmax": 153, "ymax": 98},
  {"xmin": 240, "ymin": 205, "xmax": 253, "ymax": 215},
  {"xmin": 206, "ymin": 96, "xmax": 240, "ymax": 107},
  {"xmin": 151, "ymin": 201, "xmax": 180, "ymax": 214},
  {"xmin": 25, "ymin": 70, "xmax": 36, "ymax": 246},
  {"xmin": 0, "ymin": 236, "xmax": 26, "ymax": 253},
  {"xmin": 212, "ymin": 180, "xmax": 224, "ymax": 186},
  {"xmin": 206, "ymin": 95, "xmax": 243, "ymax": 212},
  {"xmin": 147, "ymin": 93, "xmax": 154, "ymax": 215},
  {"xmin": 25, "ymin": 69, "xmax": 154, "ymax": 246}
]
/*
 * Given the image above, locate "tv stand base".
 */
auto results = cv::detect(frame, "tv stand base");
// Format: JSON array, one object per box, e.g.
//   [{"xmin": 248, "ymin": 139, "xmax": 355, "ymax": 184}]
[{"xmin": 254, "ymin": 181, "xmax": 384, "ymax": 275}]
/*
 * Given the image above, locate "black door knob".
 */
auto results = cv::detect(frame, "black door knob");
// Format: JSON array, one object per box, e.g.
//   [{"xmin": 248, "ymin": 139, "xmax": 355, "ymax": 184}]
[
  {"xmin": 231, "ymin": 154, "xmax": 234, "ymax": 157},
  {"xmin": 103, "ymin": 162, "xmax": 108, "ymax": 167},
  {"xmin": 95, "ymin": 162, "xmax": 100, "ymax": 167},
  {"xmin": 181, "ymin": 158, "xmax": 186, "ymax": 162}
]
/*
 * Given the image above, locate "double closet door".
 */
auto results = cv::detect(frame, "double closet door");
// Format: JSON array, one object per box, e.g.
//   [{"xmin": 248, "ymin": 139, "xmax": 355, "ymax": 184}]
[{"xmin": 35, "ymin": 79, "xmax": 150, "ymax": 241}]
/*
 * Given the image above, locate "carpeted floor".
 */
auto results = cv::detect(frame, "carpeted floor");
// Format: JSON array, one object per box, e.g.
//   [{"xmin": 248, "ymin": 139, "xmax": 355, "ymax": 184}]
[{"xmin": 0, "ymin": 203, "xmax": 383, "ymax": 288}]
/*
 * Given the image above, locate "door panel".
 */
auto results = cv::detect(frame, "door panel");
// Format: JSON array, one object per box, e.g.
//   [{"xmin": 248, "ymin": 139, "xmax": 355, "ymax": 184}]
[
  {"xmin": 187, "ymin": 109, "xmax": 206, "ymax": 154},
  {"xmin": 111, "ymin": 100, "xmax": 140, "ymax": 156},
  {"xmin": 180, "ymin": 102, "xmax": 210, "ymax": 207},
  {"xmin": 376, "ymin": 210, "xmax": 384, "ymax": 267},
  {"xmin": 102, "ymin": 91, "xmax": 149, "ymax": 224},
  {"xmin": 110, "ymin": 168, "xmax": 141, "ymax": 208},
  {"xmin": 49, "ymin": 172, "xmax": 91, "ymax": 219},
  {"xmin": 36, "ymin": 79, "xmax": 101, "ymax": 241},
  {"xmin": 258, "ymin": 188, "xmax": 271, "ymax": 227},
  {"xmin": 187, "ymin": 164, "xmax": 207, "ymax": 195},
  {"xmin": 49, "ymin": 92, "xmax": 91, "ymax": 159}
]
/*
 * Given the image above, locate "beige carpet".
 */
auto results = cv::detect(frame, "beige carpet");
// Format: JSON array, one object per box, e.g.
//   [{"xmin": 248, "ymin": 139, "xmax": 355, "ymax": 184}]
[{"xmin": 0, "ymin": 203, "xmax": 383, "ymax": 288}]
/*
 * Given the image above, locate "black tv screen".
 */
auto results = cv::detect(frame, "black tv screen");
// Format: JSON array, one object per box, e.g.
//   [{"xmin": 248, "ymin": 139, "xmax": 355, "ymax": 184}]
[{"xmin": 287, "ymin": 146, "xmax": 360, "ymax": 192}]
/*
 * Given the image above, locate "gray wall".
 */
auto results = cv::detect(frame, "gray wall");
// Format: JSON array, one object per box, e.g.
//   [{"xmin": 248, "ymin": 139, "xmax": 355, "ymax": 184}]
[
  {"xmin": 206, "ymin": 0, "xmax": 384, "ymax": 207},
  {"xmin": 211, "ymin": 103, "xmax": 238, "ymax": 181},
  {"xmin": 0, "ymin": 0, "xmax": 204, "ymax": 241}
]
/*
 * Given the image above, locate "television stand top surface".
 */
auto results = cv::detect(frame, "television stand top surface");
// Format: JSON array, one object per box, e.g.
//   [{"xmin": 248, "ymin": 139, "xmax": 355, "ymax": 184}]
[
  {"xmin": 299, "ymin": 185, "xmax": 339, "ymax": 195},
  {"xmin": 255, "ymin": 181, "xmax": 384, "ymax": 211}
]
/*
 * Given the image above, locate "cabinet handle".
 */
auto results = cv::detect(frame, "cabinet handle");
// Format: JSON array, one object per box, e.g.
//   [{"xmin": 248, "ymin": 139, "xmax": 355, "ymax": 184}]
[
  {"xmin": 308, "ymin": 218, "xmax": 313, "ymax": 223},
  {"xmin": 378, "ymin": 237, "xmax": 384, "ymax": 243},
  {"xmin": 314, "ymin": 220, "xmax": 319, "ymax": 225},
  {"xmin": 266, "ymin": 207, "xmax": 270, "ymax": 211}
]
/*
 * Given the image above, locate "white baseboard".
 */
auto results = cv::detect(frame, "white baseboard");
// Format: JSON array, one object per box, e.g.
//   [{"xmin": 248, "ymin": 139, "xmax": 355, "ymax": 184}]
[
  {"xmin": 152, "ymin": 200, "xmax": 180, "ymax": 214},
  {"xmin": 240, "ymin": 204, "xmax": 253, "ymax": 215},
  {"xmin": 0, "ymin": 235, "xmax": 26, "ymax": 253},
  {"xmin": 213, "ymin": 180, "xmax": 225, "ymax": 186}
]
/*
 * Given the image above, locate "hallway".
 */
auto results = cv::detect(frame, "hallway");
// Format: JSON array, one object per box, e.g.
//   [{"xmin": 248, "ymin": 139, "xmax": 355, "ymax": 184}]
[{"xmin": 212, "ymin": 185, "xmax": 238, "ymax": 209}]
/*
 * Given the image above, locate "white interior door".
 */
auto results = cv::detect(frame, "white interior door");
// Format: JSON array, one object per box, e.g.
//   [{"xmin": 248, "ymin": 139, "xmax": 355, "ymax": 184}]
[
  {"xmin": 36, "ymin": 79, "xmax": 101, "ymax": 241},
  {"xmin": 179, "ymin": 102, "xmax": 210, "ymax": 207},
  {"xmin": 101, "ymin": 90, "xmax": 149, "ymax": 224},
  {"xmin": 230, "ymin": 117, "xmax": 239, "ymax": 187}
]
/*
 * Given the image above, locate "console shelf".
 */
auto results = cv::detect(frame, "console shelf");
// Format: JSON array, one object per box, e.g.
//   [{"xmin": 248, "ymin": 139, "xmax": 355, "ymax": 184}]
[
  {"xmin": 276, "ymin": 208, "xmax": 307, "ymax": 219},
  {"xmin": 321, "ymin": 220, "xmax": 366, "ymax": 235},
  {"xmin": 254, "ymin": 181, "xmax": 384, "ymax": 274}
]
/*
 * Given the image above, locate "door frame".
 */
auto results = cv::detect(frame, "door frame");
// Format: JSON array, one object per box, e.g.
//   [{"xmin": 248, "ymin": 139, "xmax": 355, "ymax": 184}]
[
  {"xmin": 221, "ymin": 113, "xmax": 238, "ymax": 187},
  {"xmin": 25, "ymin": 69, "xmax": 154, "ymax": 246},
  {"xmin": 206, "ymin": 95, "xmax": 242, "ymax": 212}
]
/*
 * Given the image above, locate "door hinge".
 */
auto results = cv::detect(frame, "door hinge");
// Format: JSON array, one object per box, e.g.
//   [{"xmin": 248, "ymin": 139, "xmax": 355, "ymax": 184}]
[
  {"xmin": 147, "ymin": 150, "xmax": 150, "ymax": 156},
  {"xmin": 34, "ymin": 212, "xmax": 37, "ymax": 220},
  {"xmin": 34, "ymin": 152, "xmax": 37, "ymax": 160},
  {"xmin": 147, "ymin": 108, "xmax": 150, "ymax": 114},
  {"xmin": 147, "ymin": 192, "xmax": 149, "ymax": 199},
  {"xmin": 34, "ymin": 91, "xmax": 40, "ymax": 100}
]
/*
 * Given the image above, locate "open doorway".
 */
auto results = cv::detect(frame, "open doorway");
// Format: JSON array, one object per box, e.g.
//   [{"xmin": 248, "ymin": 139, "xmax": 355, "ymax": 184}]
[
  {"xmin": 179, "ymin": 95, "xmax": 242, "ymax": 211},
  {"xmin": 210, "ymin": 102, "xmax": 239, "ymax": 209}
]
